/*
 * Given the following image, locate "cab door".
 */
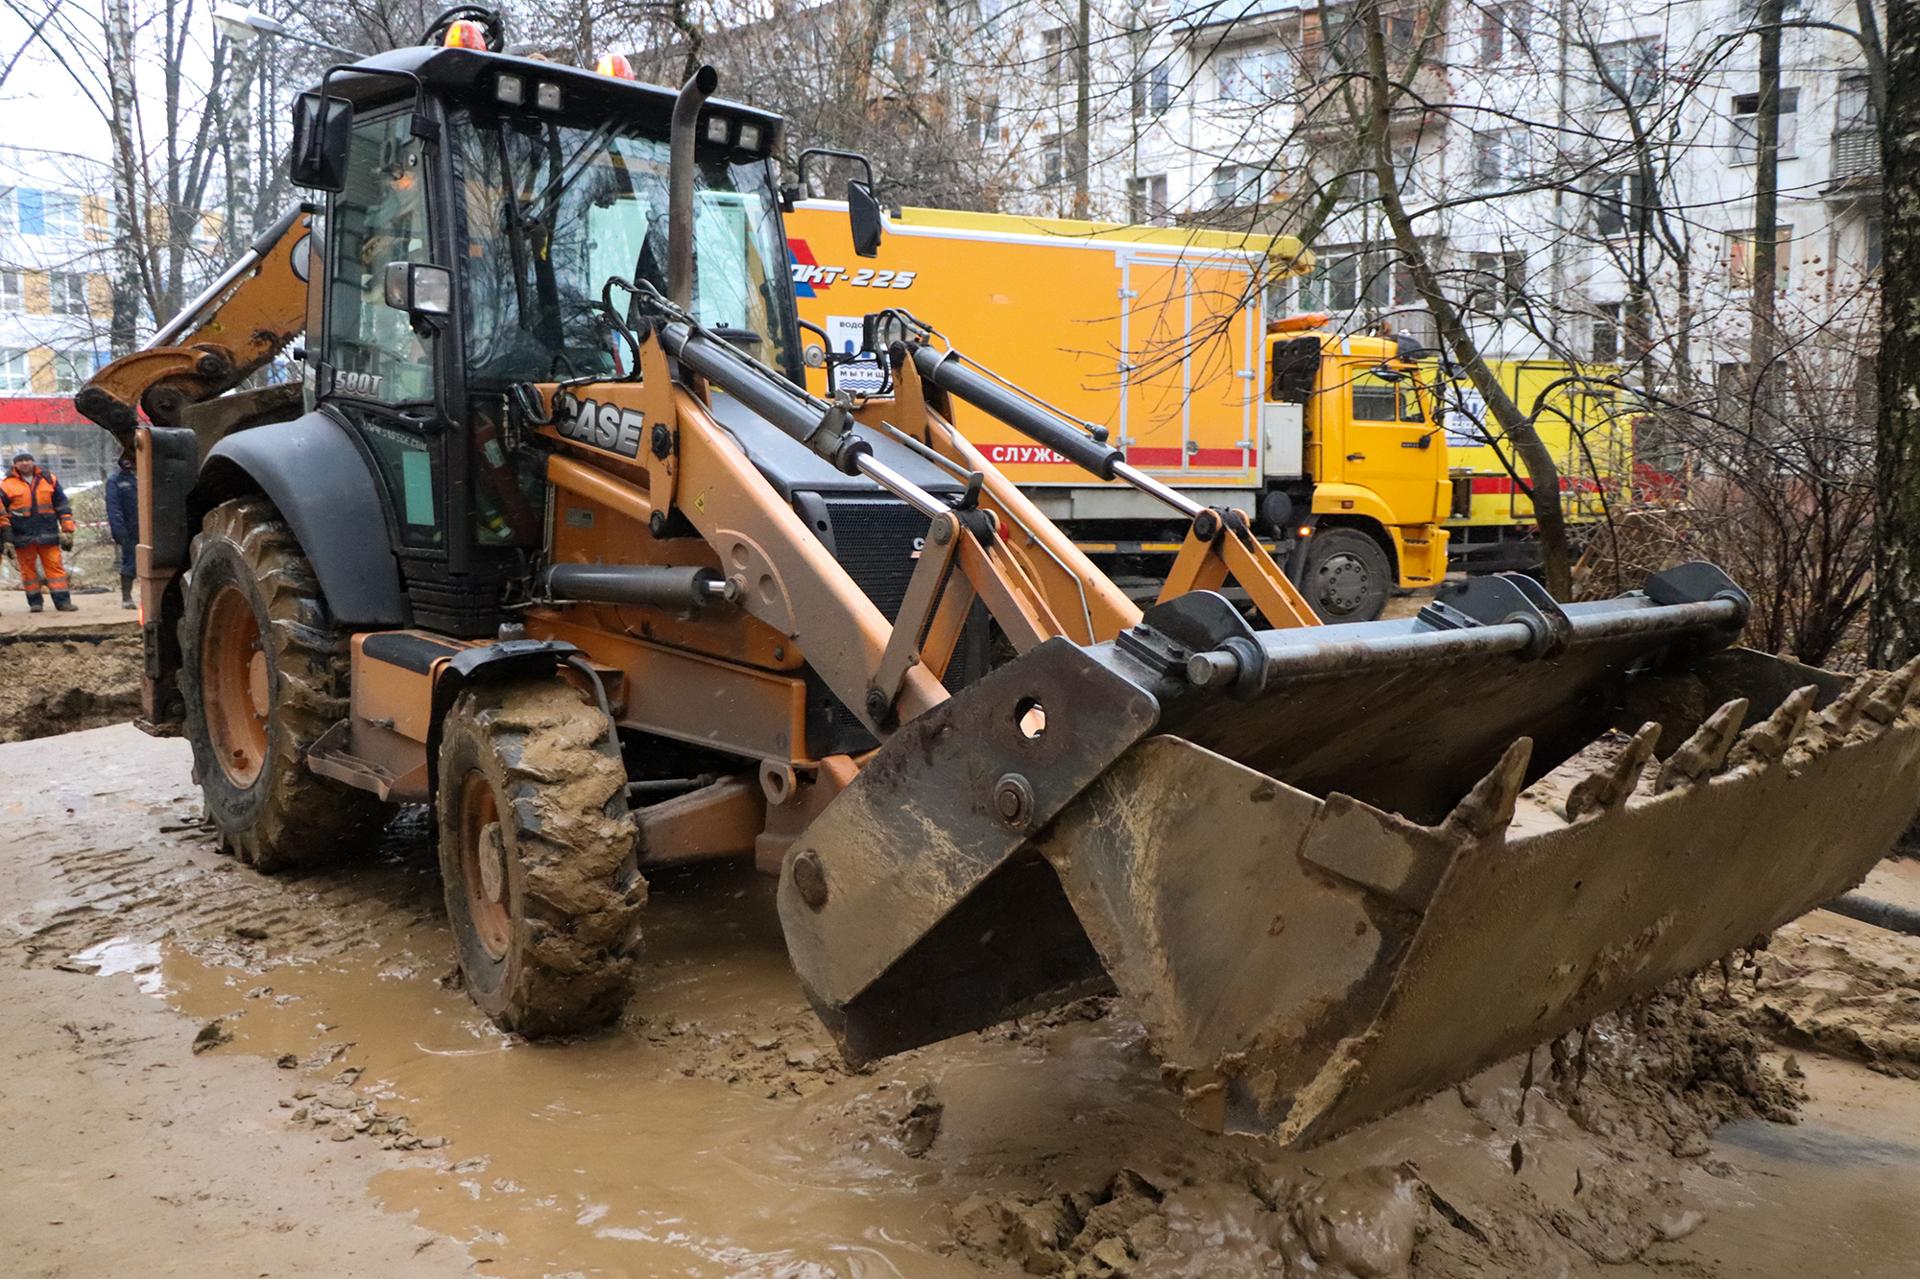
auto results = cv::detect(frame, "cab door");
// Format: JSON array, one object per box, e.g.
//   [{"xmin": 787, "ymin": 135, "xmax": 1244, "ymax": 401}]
[
  {"xmin": 318, "ymin": 108, "xmax": 449, "ymax": 559},
  {"xmin": 1330, "ymin": 365, "xmax": 1443, "ymax": 523}
]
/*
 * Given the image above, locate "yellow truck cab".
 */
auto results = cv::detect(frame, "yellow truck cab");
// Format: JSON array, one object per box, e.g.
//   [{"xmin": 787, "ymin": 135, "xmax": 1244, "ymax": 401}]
[{"xmin": 784, "ymin": 200, "xmax": 1450, "ymax": 621}]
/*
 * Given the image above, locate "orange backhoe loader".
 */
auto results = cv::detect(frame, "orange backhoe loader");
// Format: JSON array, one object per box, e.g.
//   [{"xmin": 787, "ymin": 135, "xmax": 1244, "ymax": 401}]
[{"xmin": 79, "ymin": 13, "xmax": 1920, "ymax": 1144}]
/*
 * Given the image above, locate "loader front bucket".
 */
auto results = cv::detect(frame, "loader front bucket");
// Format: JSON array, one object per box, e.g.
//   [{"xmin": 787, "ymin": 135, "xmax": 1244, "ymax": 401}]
[{"xmin": 776, "ymin": 564, "xmax": 1920, "ymax": 1143}]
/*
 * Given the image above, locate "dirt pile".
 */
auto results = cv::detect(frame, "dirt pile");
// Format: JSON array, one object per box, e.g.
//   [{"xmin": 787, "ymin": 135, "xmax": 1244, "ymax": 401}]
[
  {"xmin": 0, "ymin": 635, "xmax": 141, "ymax": 741},
  {"xmin": 1726, "ymin": 903, "xmax": 1920, "ymax": 1079},
  {"xmin": 940, "ymin": 982, "xmax": 1797, "ymax": 1278}
]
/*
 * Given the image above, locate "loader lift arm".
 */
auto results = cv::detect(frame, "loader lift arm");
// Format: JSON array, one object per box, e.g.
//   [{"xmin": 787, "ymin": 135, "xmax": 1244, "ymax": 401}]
[{"xmin": 75, "ymin": 205, "xmax": 313, "ymax": 447}]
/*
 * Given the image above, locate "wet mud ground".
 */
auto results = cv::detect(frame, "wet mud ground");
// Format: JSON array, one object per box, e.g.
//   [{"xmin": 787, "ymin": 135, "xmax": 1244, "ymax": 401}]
[{"xmin": 4, "ymin": 724, "xmax": 1920, "ymax": 1277}]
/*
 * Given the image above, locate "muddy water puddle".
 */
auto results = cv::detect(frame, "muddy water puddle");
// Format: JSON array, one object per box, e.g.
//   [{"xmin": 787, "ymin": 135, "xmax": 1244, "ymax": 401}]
[{"xmin": 152, "ymin": 859, "xmax": 1008, "ymax": 1277}]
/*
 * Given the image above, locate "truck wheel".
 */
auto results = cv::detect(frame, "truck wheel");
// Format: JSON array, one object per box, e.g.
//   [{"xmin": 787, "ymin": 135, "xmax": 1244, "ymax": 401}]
[
  {"xmin": 179, "ymin": 496, "xmax": 388, "ymax": 870},
  {"xmin": 1301, "ymin": 527, "xmax": 1392, "ymax": 623},
  {"xmin": 435, "ymin": 681, "xmax": 646, "ymax": 1037}
]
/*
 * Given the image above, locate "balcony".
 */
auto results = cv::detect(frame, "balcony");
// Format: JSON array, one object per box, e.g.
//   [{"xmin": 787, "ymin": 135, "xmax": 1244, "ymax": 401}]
[{"xmin": 1826, "ymin": 128, "xmax": 1880, "ymax": 194}]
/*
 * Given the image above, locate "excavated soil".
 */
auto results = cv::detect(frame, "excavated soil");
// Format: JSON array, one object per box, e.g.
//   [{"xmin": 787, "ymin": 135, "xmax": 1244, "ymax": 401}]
[
  {"xmin": 0, "ymin": 633, "xmax": 142, "ymax": 742},
  {"xmin": 4, "ymin": 725, "xmax": 1920, "ymax": 1277},
  {"xmin": 1723, "ymin": 860, "xmax": 1920, "ymax": 1079}
]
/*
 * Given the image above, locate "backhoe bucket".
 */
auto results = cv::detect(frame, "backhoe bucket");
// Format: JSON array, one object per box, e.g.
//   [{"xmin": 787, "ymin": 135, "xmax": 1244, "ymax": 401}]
[{"xmin": 777, "ymin": 564, "xmax": 1920, "ymax": 1143}]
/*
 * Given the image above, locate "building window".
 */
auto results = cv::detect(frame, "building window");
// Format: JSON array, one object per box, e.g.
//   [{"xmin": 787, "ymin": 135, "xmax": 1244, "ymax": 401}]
[
  {"xmin": 1128, "ymin": 174, "xmax": 1168, "ymax": 224},
  {"xmin": 49, "ymin": 271, "xmax": 89, "ymax": 316},
  {"xmin": 1133, "ymin": 63, "xmax": 1172, "ymax": 117},
  {"xmin": 1212, "ymin": 163, "xmax": 1265, "ymax": 207},
  {"xmin": 1303, "ymin": 244, "xmax": 1409, "ymax": 312},
  {"xmin": 1043, "ymin": 26, "xmax": 1072, "ymax": 79},
  {"xmin": 0, "ymin": 348, "xmax": 28, "ymax": 391},
  {"xmin": 49, "ymin": 350, "xmax": 95, "ymax": 393},
  {"xmin": 1728, "ymin": 224, "xmax": 1792, "ymax": 291},
  {"xmin": 1592, "ymin": 303, "xmax": 1621, "ymax": 361},
  {"xmin": 967, "ymin": 97, "xmax": 1000, "ymax": 147},
  {"xmin": 1217, "ymin": 44, "xmax": 1286, "ymax": 104},
  {"xmin": 1479, "ymin": 2, "xmax": 1531, "ymax": 62},
  {"xmin": 1836, "ymin": 73, "xmax": 1876, "ymax": 135},
  {"xmin": 1471, "ymin": 128, "xmax": 1529, "ymax": 191},
  {"xmin": 19, "ymin": 190, "xmax": 82, "ymax": 239},
  {"xmin": 1042, "ymin": 133, "xmax": 1066, "ymax": 186},
  {"xmin": 1466, "ymin": 250, "xmax": 1526, "ymax": 313},
  {"xmin": 0, "ymin": 269, "xmax": 20, "ymax": 311},
  {"xmin": 1867, "ymin": 213, "xmax": 1884, "ymax": 271},
  {"xmin": 1596, "ymin": 38, "xmax": 1661, "ymax": 106},
  {"xmin": 1730, "ymin": 87, "xmax": 1799, "ymax": 163},
  {"xmin": 1591, "ymin": 172, "xmax": 1647, "ymax": 237}
]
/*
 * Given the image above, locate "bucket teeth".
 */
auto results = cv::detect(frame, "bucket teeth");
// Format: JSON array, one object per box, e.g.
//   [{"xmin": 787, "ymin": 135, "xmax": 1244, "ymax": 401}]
[
  {"xmin": 1440, "ymin": 737, "xmax": 1532, "ymax": 842},
  {"xmin": 1819, "ymin": 673, "xmax": 1879, "ymax": 734},
  {"xmin": 1564, "ymin": 721, "xmax": 1661, "ymax": 819},
  {"xmin": 1726, "ymin": 685, "xmax": 1818, "ymax": 771},
  {"xmin": 1865, "ymin": 655, "xmax": 1920, "ymax": 725},
  {"xmin": 1653, "ymin": 698, "xmax": 1749, "ymax": 793}
]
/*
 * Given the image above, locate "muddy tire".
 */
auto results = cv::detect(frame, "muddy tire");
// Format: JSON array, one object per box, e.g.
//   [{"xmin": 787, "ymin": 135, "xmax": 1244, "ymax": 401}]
[
  {"xmin": 179, "ymin": 496, "xmax": 389, "ymax": 870},
  {"xmin": 435, "ymin": 680, "xmax": 645, "ymax": 1037},
  {"xmin": 1300, "ymin": 527, "xmax": 1392, "ymax": 623}
]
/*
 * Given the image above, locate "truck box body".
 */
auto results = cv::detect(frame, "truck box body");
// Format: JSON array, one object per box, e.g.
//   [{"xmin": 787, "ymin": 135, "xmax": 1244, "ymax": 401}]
[
  {"xmin": 788, "ymin": 202, "xmax": 1278, "ymax": 502},
  {"xmin": 1438, "ymin": 360, "xmax": 1636, "ymax": 571},
  {"xmin": 786, "ymin": 201, "xmax": 1450, "ymax": 596}
]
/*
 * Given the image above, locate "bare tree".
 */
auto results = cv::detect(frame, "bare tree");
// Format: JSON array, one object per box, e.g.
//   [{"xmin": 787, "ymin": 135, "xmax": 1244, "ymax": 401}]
[{"xmin": 1874, "ymin": 0, "xmax": 1919, "ymax": 665}]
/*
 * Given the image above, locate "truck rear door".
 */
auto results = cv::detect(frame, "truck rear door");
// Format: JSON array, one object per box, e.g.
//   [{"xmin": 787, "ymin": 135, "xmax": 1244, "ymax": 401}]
[{"xmin": 1116, "ymin": 254, "xmax": 1260, "ymax": 487}]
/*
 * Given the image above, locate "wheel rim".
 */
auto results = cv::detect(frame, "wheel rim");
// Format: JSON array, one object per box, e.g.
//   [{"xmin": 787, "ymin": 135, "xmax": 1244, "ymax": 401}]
[
  {"xmin": 1315, "ymin": 552, "xmax": 1370, "ymax": 614},
  {"xmin": 456, "ymin": 770, "xmax": 512, "ymax": 961},
  {"xmin": 201, "ymin": 583, "xmax": 269, "ymax": 787}
]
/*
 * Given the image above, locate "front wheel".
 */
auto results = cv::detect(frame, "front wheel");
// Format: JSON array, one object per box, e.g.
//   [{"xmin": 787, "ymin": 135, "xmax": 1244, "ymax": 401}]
[
  {"xmin": 1300, "ymin": 527, "xmax": 1393, "ymax": 623},
  {"xmin": 179, "ymin": 496, "xmax": 389, "ymax": 869},
  {"xmin": 435, "ymin": 680, "xmax": 646, "ymax": 1036}
]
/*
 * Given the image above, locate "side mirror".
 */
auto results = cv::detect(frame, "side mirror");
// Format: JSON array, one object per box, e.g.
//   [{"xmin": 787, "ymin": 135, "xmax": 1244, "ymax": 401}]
[
  {"xmin": 290, "ymin": 91, "xmax": 354, "ymax": 192},
  {"xmin": 383, "ymin": 262, "xmax": 452, "ymax": 323},
  {"xmin": 848, "ymin": 179, "xmax": 884, "ymax": 258}
]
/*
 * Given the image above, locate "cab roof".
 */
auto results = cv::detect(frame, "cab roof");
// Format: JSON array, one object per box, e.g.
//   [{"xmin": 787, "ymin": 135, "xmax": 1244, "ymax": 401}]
[{"xmin": 323, "ymin": 47, "xmax": 783, "ymax": 156}]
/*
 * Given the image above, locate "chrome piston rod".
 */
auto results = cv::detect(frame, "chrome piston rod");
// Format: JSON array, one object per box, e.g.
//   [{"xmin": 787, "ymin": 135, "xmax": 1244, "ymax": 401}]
[{"xmin": 1187, "ymin": 596, "xmax": 1744, "ymax": 688}]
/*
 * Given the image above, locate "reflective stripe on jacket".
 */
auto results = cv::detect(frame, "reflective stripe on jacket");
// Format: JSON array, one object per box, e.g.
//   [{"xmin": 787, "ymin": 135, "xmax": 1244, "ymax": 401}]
[{"xmin": 0, "ymin": 469, "xmax": 76, "ymax": 545}]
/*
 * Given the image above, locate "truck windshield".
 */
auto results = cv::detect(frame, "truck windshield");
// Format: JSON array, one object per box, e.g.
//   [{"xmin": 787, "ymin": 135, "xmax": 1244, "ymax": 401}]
[{"xmin": 452, "ymin": 112, "xmax": 797, "ymax": 384}]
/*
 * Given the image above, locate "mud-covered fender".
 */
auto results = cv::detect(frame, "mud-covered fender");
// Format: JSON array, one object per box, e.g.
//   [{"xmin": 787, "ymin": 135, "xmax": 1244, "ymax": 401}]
[
  {"xmin": 193, "ymin": 410, "xmax": 410, "ymax": 627},
  {"xmin": 424, "ymin": 640, "xmax": 586, "ymax": 795}
]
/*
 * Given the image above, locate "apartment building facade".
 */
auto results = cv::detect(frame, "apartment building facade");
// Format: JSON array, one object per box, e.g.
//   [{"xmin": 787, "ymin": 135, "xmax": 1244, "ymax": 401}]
[
  {"xmin": 992, "ymin": 0, "xmax": 1881, "ymax": 378},
  {"xmin": 0, "ymin": 147, "xmax": 119, "ymax": 484}
]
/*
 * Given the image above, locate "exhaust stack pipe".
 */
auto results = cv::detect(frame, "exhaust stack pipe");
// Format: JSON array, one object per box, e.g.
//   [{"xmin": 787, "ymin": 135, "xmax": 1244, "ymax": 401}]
[{"xmin": 669, "ymin": 65, "xmax": 719, "ymax": 310}]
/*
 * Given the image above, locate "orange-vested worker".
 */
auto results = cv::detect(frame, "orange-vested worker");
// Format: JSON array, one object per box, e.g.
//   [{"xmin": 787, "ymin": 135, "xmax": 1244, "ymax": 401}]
[{"xmin": 2, "ymin": 451, "xmax": 78, "ymax": 613}]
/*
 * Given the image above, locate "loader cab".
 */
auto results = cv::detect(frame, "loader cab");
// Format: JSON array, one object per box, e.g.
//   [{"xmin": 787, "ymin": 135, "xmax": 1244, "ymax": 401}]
[{"xmin": 293, "ymin": 44, "xmax": 794, "ymax": 634}]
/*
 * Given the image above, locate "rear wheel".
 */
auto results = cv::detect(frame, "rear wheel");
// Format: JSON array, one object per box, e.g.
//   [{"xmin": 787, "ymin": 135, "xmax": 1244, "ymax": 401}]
[
  {"xmin": 435, "ymin": 680, "xmax": 645, "ymax": 1036},
  {"xmin": 1300, "ymin": 527, "xmax": 1393, "ymax": 623},
  {"xmin": 179, "ymin": 496, "xmax": 388, "ymax": 870}
]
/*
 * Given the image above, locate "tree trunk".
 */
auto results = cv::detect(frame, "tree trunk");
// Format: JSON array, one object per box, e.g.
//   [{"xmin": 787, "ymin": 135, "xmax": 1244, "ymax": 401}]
[
  {"xmin": 1873, "ymin": 0, "xmax": 1920, "ymax": 665},
  {"xmin": 1072, "ymin": 0, "xmax": 1091, "ymax": 218},
  {"xmin": 1749, "ymin": 0, "xmax": 1784, "ymax": 430},
  {"xmin": 104, "ymin": 0, "xmax": 142, "ymax": 356},
  {"xmin": 1355, "ymin": 0, "xmax": 1573, "ymax": 596}
]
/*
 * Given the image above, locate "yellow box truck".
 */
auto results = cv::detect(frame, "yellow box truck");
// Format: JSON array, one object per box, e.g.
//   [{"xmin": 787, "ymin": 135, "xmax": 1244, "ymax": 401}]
[
  {"xmin": 1436, "ymin": 360, "xmax": 1636, "ymax": 573},
  {"xmin": 784, "ymin": 201, "xmax": 1451, "ymax": 621}
]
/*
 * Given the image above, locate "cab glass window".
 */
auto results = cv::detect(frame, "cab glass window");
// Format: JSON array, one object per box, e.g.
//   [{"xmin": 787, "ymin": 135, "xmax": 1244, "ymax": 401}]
[
  {"xmin": 1350, "ymin": 369, "xmax": 1425, "ymax": 423},
  {"xmin": 327, "ymin": 112, "xmax": 436, "ymax": 405}
]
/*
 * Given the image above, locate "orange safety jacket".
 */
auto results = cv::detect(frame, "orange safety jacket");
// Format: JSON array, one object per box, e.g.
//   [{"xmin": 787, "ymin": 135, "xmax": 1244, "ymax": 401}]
[{"xmin": 0, "ymin": 467, "xmax": 76, "ymax": 546}]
